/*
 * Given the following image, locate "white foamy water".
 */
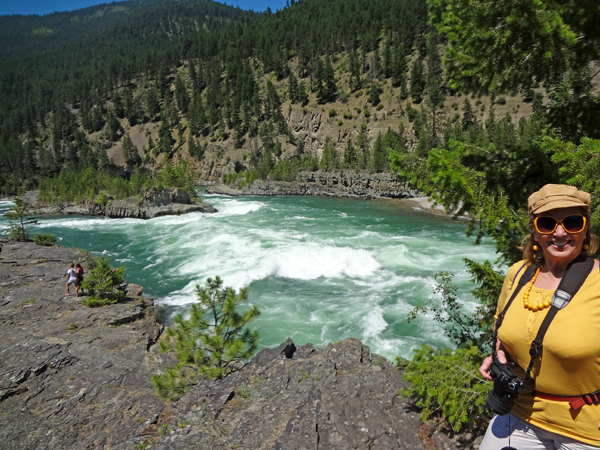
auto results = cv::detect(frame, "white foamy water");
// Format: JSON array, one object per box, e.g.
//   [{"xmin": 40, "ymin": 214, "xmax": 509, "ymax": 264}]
[{"xmin": 0, "ymin": 194, "xmax": 502, "ymax": 360}]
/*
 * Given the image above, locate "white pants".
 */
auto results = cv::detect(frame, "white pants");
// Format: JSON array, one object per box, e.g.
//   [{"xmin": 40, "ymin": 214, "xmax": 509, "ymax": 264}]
[{"xmin": 480, "ymin": 412, "xmax": 600, "ymax": 450}]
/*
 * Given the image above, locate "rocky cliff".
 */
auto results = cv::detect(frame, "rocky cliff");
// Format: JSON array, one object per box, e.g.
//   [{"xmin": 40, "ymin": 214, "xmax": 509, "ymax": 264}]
[
  {"xmin": 0, "ymin": 241, "xmax": 477, "ymax": 450},
  {"xmin": 25, "ymin": 187, "xmax": 217, "ymax": 219},
  {"xmin": 0, "ymin": 240, "xmax": 164, "ymax": 449},
  {"xmin": 206, "ymin": 171, "xmax": 423, "ymax": 200}
]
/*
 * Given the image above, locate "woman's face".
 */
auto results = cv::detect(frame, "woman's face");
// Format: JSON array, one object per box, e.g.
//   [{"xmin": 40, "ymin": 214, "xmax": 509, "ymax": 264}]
[{"xmin": 533, "ymin": 206, "xmax": 588, "ymax": 267}]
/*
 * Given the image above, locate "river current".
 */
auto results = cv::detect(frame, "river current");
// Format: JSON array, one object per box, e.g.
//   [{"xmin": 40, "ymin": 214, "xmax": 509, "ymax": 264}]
[{"xmin": 0, "ymin": 194, "xmax": 500, "ymax": 360}]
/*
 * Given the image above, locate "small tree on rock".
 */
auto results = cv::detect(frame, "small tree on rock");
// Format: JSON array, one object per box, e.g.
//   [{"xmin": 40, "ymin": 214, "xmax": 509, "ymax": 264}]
[
  {"xmin": 153, "ymin": 276, "xmax": 260, "ymax": 400},
  {"xmin": 4, "ymin": 198, "xmax": 38, "ymax": 241},
  {"xmin": 80, "ymin": 256, "xmax": 126, "ymax": 307}
]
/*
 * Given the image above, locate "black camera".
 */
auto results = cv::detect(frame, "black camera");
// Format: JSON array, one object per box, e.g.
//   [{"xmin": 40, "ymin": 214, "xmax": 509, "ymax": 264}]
[{"xmin": 486, "ymin": 359, "xmax": 533, "ymax": 415}]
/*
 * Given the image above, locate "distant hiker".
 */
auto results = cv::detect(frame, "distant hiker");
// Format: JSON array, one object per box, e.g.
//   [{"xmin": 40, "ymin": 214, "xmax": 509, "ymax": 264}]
[
  {"xmin": 66, "ymin": 263, "xmax": 79, "ymax": 297},
  {"xmin": 76, "ymin": 263, "xmax": 84, "ymax": 296}
]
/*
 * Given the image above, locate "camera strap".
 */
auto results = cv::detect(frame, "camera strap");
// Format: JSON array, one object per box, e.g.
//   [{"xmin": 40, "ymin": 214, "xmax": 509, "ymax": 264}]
[
  {"xmin": 494, "ymin": 256, "xmax": 594, "ymax": 384},
  {"xmin": 522, "ymin": 256, "xmax": 594, "ymax": 383},
  {"xmin": 494, "ymin": 263, "xmax": 537, "ymax": 334}
]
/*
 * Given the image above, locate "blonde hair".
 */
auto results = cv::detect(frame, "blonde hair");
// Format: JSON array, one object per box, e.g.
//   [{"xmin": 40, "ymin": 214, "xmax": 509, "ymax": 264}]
[{"xmin": 521, "ymin": 213, "xmax": 599, "ymax": 264}]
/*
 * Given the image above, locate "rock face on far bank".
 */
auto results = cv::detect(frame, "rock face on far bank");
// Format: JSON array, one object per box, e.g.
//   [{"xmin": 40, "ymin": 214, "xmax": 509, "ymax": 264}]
[
  {"xmin": 0, "ymin": 241, "xmax": 165, "ymax": 449},
  {"xmin": 206, "ymin": 171, "xmax": 422, "ymax": 200},
  {"xmin": 25, "ymin": 187, "xmax": 217, "ymax": 219}
]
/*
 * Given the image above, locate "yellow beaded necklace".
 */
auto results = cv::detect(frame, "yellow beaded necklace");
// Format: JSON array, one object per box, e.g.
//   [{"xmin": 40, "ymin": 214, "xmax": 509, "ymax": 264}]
[{"xmin": 522, "ymin": 267, "xmax": 552, "ymax": 311}]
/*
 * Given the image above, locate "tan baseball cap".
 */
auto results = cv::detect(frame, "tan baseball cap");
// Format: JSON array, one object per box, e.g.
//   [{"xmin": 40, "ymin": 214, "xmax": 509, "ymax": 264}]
[{"xmin": 528, "ymin": 184, "xmax": 591, "ymax": 215}]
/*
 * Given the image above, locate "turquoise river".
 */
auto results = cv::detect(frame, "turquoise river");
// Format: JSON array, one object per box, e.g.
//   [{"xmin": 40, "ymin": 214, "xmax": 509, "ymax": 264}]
[{"xmin": 0, "ymin": 194, "xmax": 501, "ymax": 360}]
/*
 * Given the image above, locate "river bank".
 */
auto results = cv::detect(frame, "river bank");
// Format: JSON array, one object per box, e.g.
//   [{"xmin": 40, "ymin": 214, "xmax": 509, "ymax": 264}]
[
  {"xmin": 19, "ymin": 188, "xmax": 217, "ymax": 219},
  {"xmin": 203, "ymin": 170, "xmax": 448, "ymax": 215},
  {"xmin": 0, "ymin": 240, "xmax": 483, "ymax": 449}
]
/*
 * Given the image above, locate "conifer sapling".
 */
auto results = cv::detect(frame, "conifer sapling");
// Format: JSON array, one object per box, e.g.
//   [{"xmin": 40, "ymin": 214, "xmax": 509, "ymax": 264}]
[{"xmin": 152, "ymin": 276, "xmax": 260, "ymax": 400}]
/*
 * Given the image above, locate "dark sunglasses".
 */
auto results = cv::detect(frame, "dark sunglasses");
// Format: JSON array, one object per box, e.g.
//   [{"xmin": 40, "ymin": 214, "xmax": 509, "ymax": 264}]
[{"xmin": 534, "ymin": 214, "xmax": 587, "ymax": 234}]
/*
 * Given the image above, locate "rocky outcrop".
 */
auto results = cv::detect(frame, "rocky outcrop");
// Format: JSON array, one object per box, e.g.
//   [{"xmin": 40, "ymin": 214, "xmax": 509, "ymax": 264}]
[
  {"xmin": 26, "ymin": 188, "xmax": 217, "ymax": 219},
  {"xmin": 0, "ymin": 241, "xmax": 164, "ymax": 449},
  {"xmin": 0, "ymin": 240, "xmax": 478, "ymax": 449},
  {"xmin": 206, "ymin": 171, "xmax": 423, "ymax": 200},
  {"xmin": 132, "ymin": 338, "xmax": 425, "ymax": 450}
]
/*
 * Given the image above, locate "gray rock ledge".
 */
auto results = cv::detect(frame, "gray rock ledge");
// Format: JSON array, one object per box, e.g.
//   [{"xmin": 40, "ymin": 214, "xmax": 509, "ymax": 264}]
[
  {"xmin": 0, "ymin": 240, "xmax": 164, "ymax": 449},
  {"xmin": 206, "ymin": 171, "xmax": 423, "ymax": 200},
  {"xmin": 23, "ymin": 188, "xmax": 217, "ymax": 219}
]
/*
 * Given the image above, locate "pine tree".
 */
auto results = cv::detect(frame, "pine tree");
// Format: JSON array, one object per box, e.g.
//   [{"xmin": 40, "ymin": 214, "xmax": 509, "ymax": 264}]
[
  {"xmin": 234, "ymin": 124, "xmax": 244, "ymax": 149},
  {"xmin": 343, "ymin": 138, "xmax": 358, "ymax": 168},
  {"xmin": 144, "ymin": 87, "xmax": 161, "ymax": 122},
  {"xmin": 104, "ymin": 110, "xmax": 121, "ymax": 142},
  {"xmin": 297, "ymin": 81, "xmax": 308, "ymax": 106},
  {"xmin": 123, "ymin": 86, "xmax": 138, "ymax": 126},
  {"xmin": 158, "ymin": 113, "xmax": 173, "ymax": 154},
  {"xmin": 392, "ymin": 43, "xmax": 408, "ymax": 87},
  {"xmin": 113, "ymin": 90, "xmax": 124, "ymax": 119},
  {"xmin": 152, "ymin": 277, "xmax": 260, "ymax": 401},
  {"xmin": 174, "ymin": 74, "xmax": 190, "ymax": 114},
  {"xmin": 295, "ymin": 140, "xmax": 305, "ymax": 158},
  {"xmin": 356, "ymin": 123, "xmax": 371, "ymax": 170},
  {"xmin": 97, "ymin": 146, "xmax": 110, "ymax": 170},
  {"xmin": 317, "ymin": 56, "xmax": 337, "ymax": 104},
  {"xmin": 426, "ymin": 31, "xmax": 445, "ymax": 146},
  {"xmin": 382, "ymin": 38, "xmax": 392, "ymax": 79},
  {"xmin": 371, "ymin": 132, "xmax": 388, "ymax": 172},
  {"xmin": 400, "ymin": 74, "xmax": 409, "ymax": 100},
  {"xmin": 122, "ymin": 132, "xmax": 140, "ymax": 167},
  {"xmin": 80, "ymin": 256, "xmax": 126, "ymax": 307},
  {"xmin": 369, "ymin": 82, "xmax": 380, "ymax": 106},
  {"xmin": 4, "ymin": 197, "xmax": 38, "ymax": 241},
  {"xmin": 462, "ymin": 98, "xmax": 475, "ymax": 131},
  {"xmin": 410, "ymin": 57, "xmax": 425, "ymax": 104},
  {"xmin": 319, "ymin": 137, "xmax": 339, "ymax": 171},
  {"xmin": 348, "ymin": 49, "xmax": 361, "ymax": 92},
  {"xmin": 288, "ymin": 72, "xmax": 298, "ymax": 103},
  {"xmin": 372, "ymin": 49, "xmax": 382, "ymax": 81}
]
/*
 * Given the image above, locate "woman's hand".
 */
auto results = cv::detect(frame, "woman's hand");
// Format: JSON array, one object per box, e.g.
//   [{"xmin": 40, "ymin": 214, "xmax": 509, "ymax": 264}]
[{"xmin": 479, "ymin": 342, "xmax": 507, "ymax": 381}]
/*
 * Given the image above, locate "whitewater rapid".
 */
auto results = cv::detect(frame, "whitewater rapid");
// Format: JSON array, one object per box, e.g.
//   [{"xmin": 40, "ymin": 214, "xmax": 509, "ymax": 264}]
[{"xmin": 0, "ymin": 195, "xmax": 501, "ymax": 360}]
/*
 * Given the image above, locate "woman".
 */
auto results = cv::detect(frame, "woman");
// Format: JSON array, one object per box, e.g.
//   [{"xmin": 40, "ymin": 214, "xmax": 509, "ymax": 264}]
[
  {"xmin": 66, "ymin": 263, "xmax": 79, "ymax": 297},
  {"xmin": 75, "ymin": 263, "xmax": 84, "ymax": 296},
  {"xmin": 479, "ymin": 184, "xmax": 600, "ymax": 449}
]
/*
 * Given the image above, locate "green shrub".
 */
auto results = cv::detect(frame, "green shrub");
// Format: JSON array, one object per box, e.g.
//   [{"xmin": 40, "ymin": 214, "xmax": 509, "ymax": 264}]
[
  {"xmin": 96, "ymin": 191, "xmax": 109, "ymax": 206},
  {"xmin": 328, "ymin": 108, "xmax": 337, "ymax": 117},
  {"xmin": 363, "ymin": 108, "xmax": 371, "ymax": 118},
  {"xmin": 342, "ymin": 112, "xmax": 353, "ymax": 120},
  {"xmin": 376, "ymin": 103, "xmax": 384, "ymax": 111},
  {"xmin": 33, "ymin": 234, "xmax": 57, "ymax": 246},
  {"xmin": 338, "ymin": 90, "xmax": 350, "ymax": 104},
  {"xmin": 80, "ymin": 257, "xmax": 126, "ymax": 307},
  {"xmin": 496, "ymin": 96, "xmax": 506, "ymax": 105},
  {"xmin": 337, "ymin": 120, "xmax": 343, "ymax": 126},
  {"xmin": 402, "ymin": 345, "xmax": 491, "ymax": 432}
]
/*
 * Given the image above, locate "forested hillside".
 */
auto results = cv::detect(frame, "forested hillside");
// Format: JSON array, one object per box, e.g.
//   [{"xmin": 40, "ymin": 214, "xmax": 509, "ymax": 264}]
[
  {"xmin": 0, "ymin": 0, "xmax": 432, "ymax": 194},
  {"xmin": 1, "ymin": 0, "xmax": 599, "ymax": 253}
]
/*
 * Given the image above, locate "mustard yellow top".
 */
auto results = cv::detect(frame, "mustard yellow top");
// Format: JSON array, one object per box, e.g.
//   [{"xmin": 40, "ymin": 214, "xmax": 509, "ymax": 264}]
[{"xmin": 496, "ymin": 260, "xmax": 600, "ymax": 445}]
